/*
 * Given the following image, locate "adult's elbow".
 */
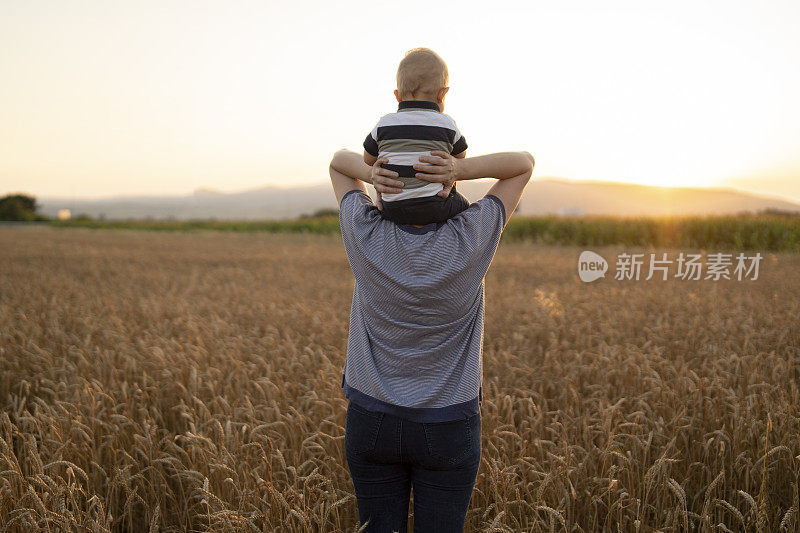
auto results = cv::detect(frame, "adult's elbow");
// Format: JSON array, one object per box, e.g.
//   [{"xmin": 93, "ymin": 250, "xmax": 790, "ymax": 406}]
[
  {"xmin": 523, "ymin": 151, "xmax": 535, "ymax": 170},
  {"xmin": 330, "ymin": 148, "xmax": 348, "ymax": 172},
  {"xmin": 518, "ymin": 151, "xmax": 534, "ymax": 183}
]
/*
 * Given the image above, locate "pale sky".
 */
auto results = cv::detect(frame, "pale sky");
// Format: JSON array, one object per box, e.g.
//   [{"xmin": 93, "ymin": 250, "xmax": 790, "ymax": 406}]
[{"xmin": 2, "ymin": 0, "xmax": 799, "ymax": 201}]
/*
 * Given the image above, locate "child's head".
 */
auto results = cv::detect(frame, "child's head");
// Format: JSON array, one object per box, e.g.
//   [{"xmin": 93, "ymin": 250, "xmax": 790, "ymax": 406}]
[{"xmin": 395, "ymin": 48, "xmax": 449, "ymax": 110}]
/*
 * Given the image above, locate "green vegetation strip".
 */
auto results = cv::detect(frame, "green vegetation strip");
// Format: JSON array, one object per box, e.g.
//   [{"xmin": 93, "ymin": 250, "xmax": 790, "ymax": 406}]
[
  {"xmin": 49, "ymin": 213, "xmax": 800, "ymax": 251},
  {"xmin": 50, "ymin": 217, "xmax": 342, "ymax": 234}
]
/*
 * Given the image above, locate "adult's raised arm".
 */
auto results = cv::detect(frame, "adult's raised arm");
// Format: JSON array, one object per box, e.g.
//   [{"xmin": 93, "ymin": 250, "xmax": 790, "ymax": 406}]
[
  {"xmin": 413, "ymin": 151, "xmax": 535, "ymax": 224},
  {"xmin": 329, "ymin": 149, "xmax": 407, "ymax": 206}
]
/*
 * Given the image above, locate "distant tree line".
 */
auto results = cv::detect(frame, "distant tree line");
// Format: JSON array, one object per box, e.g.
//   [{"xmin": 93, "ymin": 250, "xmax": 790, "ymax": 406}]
[
  {"xmin": 299, "ymin": 207, "xmax": 339, "ymax": 219},
  {"xmin": 0, "ymin": 194, "xmax": 48, "ymax": 221}
]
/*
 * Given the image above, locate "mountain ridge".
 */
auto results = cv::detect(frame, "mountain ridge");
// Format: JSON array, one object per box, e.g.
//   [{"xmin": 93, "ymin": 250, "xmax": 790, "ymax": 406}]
[{"xmin": 37, "ymin": 178, "xmax": 800, "ymax": 220}]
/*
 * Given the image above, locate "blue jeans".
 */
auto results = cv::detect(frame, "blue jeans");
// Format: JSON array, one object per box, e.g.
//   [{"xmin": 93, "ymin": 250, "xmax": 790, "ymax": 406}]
[{"xmin": 344, "ymin": 400, "xmax": 481, "ymax": 532}]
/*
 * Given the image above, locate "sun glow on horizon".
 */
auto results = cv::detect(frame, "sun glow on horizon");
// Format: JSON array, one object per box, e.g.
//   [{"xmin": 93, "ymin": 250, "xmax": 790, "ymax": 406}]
[{"xmin": 2, "ymin": 1, "xmax": 799, "ymax": 203}]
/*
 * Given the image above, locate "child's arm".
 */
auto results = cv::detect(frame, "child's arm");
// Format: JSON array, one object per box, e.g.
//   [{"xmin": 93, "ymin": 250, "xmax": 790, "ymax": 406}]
[
  {"xmin": 363, "ymin": 151, "xmax": 381, "ymax": 207},
  {"xmin": 363, "ymin": 122, "xmax": 379, "ymax": 166},
  {"xmin": 442, "ymin": 123, "xmax": 468, "ymax": 194},
  {"xmin": 364, "ymin": 151, "xmax": 378, "ymax": 166}
]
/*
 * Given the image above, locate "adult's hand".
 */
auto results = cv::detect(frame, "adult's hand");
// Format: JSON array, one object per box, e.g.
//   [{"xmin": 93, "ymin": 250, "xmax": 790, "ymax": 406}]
[
  {"xmin": 369, "ymin": 158, "xmax": 404, "ymax": 195},
  {"xmin": 366, "ymin": 158, "xmax": 403, "ymax": 210},
  {"xmin": 413, "ymin": 151, "xmax": 459, "ymax": 198}
]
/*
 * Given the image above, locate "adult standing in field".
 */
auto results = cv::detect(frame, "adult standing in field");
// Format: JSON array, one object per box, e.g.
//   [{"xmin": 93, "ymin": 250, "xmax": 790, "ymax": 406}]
[{"xmin": 329, "ymin": 148, "xmax": 534, "ymax": 532}]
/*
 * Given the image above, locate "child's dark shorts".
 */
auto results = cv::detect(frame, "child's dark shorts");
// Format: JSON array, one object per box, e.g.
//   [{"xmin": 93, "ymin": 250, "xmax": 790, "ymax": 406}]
[{"xmin": 380, "ymin": 184, "xmax": 470, "ymax": 225}]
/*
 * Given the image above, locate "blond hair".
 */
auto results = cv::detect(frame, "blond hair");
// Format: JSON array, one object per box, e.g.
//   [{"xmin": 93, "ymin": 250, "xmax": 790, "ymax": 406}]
[{"xmin": 396, "ymin": 48, "xmax": 449, "ymax": 99}]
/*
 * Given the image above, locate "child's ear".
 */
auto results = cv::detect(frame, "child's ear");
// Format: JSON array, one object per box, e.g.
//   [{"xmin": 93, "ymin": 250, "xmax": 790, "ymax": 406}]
[
  {"xmin": 437, "ymin": 87, "xmax": 450, "ymax": 103},
  {"xmin": 394, "ymin": 89, "xmax": 402, "ymax": 103}
]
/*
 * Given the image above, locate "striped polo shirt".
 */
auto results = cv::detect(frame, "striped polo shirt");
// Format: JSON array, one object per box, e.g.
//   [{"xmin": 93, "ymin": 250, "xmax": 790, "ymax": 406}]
[
  {"xmin": 363, "ymin": 100, "xmax": 468, "ymax": 203},
  {"xmin": 338, "ymin": 189, "xmax": 507, "ymax": 422}
]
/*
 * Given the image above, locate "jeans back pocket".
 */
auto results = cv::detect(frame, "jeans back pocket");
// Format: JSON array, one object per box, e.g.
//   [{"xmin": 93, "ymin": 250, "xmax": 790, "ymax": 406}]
[
  {"xmin": 345, "ymin": 402, "xmax": 384, "ymax": 456},
  {"xmin": 422, "ymin": 413, "xmax": 481, "ymax": 466}
]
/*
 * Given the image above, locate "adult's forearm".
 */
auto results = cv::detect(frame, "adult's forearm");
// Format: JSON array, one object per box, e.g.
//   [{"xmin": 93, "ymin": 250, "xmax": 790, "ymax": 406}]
[
  {"xmin": 456, "ymin": 151, "xmax": 535, "ymax": 181},
  {"xmin": 330, "ymin": 149, "xmax": 371, "ymax": 183}
]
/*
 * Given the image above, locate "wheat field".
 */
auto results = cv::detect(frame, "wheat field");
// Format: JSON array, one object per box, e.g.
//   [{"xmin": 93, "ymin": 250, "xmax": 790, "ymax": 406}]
[{"xmin": 1, "ymin": 227, "xmax": 798, "ymax": 532}]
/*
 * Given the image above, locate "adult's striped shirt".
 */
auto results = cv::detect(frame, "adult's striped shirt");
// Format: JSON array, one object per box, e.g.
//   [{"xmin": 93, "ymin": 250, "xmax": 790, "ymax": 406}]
[
  {"xmin": 338, "ymin": 189, "xmax": 507, "ymax": 422},
  {"xmin": 363, "ymin": 100, "xmax": 468, "ymax": 202}
]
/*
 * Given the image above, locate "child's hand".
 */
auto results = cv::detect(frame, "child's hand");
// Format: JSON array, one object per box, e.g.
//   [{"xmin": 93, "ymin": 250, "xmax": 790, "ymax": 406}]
[
  {"xmin": 376, "ymin": 191, "xmax": 383, "ymax": 210},
  {"xmin": 437, "ymin": 184, "xmax": 453, "ymax": 199}
]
